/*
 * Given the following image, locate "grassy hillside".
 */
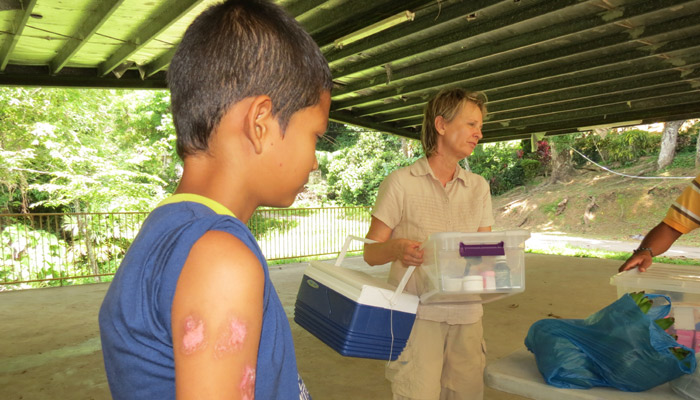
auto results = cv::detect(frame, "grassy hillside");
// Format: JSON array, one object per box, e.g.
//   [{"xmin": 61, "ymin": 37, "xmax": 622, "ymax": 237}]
[{"xmin": 492, "ymin": 155, "xmax": 700, "ymax": 246}]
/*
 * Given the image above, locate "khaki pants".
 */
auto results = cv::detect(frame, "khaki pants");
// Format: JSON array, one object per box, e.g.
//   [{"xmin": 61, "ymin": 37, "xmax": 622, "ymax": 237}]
[{"xmin": 386, "ymin": 319, "xmax": 486, "ymax": 400}]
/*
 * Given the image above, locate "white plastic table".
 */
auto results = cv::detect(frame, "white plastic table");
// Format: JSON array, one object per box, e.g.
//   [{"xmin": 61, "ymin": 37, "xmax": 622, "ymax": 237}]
[{"xmin": 484, "ymin": 347, "xmax": 683, "ymax": 400}]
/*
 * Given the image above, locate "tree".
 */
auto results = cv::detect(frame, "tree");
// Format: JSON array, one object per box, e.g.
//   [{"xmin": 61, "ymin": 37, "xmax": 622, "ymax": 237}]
[
  {"xmin": 0, "ymin": 87, "xmax": 178, "ymax": 213},
  {"xmin": 658, "ymin": 120, "xmax": 684, "ymax": 170},
  {"xmin": 692, "ymin": 121, "xmax": 700, "ymax": 168},
  {"xmin": 322, "ymin": 130, "xmax": 420, "ymax": 206},
  {"xmin": 548, "ymin": 135, "xmax": 576, "ymax": 183}
]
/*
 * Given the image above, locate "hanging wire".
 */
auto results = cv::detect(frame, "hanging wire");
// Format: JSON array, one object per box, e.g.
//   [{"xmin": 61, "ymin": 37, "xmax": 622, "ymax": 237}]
[{"xmin": 569, "ymin": 146, "xmax": 695, "ymax": 180}]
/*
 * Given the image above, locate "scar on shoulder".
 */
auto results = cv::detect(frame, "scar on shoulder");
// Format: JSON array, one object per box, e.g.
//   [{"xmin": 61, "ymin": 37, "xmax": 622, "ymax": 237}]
[
  {"xmin": 240, "ymin": 365, "xmax": 256, "ymax": 400},
  {"xmin": 214, "ymin": 316, "xmax": 248, "ymax": 358},
  {"xmin": 182, "ymin": 315, "xmax": 207, "ymax": 355}
]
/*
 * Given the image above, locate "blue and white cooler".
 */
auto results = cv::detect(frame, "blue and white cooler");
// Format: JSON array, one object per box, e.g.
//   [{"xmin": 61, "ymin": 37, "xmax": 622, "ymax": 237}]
[{"xmin": 294, "ymin": 236, "xmax": 419, "ymax": 361}]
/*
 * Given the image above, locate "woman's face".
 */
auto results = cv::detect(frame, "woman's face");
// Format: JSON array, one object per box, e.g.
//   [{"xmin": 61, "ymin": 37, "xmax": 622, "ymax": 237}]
[{"xmin": 437, "ymin": 101, "xmax": 483, "ymax": 159}]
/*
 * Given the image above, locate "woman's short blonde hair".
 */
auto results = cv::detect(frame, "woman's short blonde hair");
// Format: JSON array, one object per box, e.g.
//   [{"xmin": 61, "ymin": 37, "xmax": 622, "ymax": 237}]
[{"xmin": 421, "ymin": 88, "xmax": 487, "ymax": 158}]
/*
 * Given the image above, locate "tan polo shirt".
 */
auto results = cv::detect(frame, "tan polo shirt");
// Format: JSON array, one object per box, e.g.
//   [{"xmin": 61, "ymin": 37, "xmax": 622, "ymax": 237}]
[{"xmin": 372, "ymin": 157, "xmax": 494, "ymax": 324}]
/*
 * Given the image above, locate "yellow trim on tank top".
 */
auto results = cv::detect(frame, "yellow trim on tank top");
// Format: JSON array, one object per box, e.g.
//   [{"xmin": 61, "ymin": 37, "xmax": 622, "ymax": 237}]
[{"xmin": 157, "ymin": 193, "xmax": 236, "ymax": 218}]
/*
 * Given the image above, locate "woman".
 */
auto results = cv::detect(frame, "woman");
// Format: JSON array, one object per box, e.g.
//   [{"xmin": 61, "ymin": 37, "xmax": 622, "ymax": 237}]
[{"xmin": 364, "ymin": 88, "xmax": 493, "ymax": 400}]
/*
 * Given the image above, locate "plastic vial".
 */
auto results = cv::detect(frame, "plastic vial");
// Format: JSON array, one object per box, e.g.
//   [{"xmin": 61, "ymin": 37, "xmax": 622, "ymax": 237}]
[
  {"xmin": 494, "ymin": 256, "xmax": 511, "ymax": 289},
  {"xmin": 482, "ymin": 271, "xmax": 496, "ymax": 290}
]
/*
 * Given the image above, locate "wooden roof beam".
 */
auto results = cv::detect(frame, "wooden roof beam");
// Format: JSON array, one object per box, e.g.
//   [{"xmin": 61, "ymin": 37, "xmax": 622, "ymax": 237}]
[
  {"xmin": 331, "ymin": 31, "xmax": 700, "ymax": 111},
  {"xmin": 480, "ymin": 97, "xmax": 700, "ymax": 138},
  {"xmin": 333, "ymin": 0, "xmax": 696, "ymax": 96},
  {"xmin": 329, "ymin": 109, "xmax": 419, "ymax": 140},
  {"xmin": 98, "ymin": 0, "xmax": 204, "ymax": 77},
  {"xmin": 301, "ymin": 0, "xmax": 427, "ymax": 48},
  {"xmin": 389, "ymin": 69, "xmax": 700, "ymax": 126},
  {"xmin": 50, "ymin": 0, "xmax": 124, "ymax": 74},
  {"xmin": 0, "ymin": 65, "xmax": 167, "ymax": 88},
  {"xmin": 348, "ymin": 45, "xmax": 700, "ymax": 119},
  {"xmin": 331, "ymin": 0, "xmax": 585, "ymax": 80},
  {"xmin": 0, "ymin": 0, "xmax": 37, "ymax": 71},
  {"xmin": 283, "ymin": 0, "xmax": 326, "ymax": 18},
  {"xmin": 322, "ymin": 0, "xmax": 501, "ymax": 62}
]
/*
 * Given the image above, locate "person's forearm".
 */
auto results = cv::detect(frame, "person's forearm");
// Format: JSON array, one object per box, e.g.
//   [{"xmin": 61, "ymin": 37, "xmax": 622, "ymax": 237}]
[
  {"xmin": 638, "ymin": 222, "xmax": 683, "ymax": 257},
  {"xmin": 363, "ymin": 241, "xmax": 398, "ymax": 266}
]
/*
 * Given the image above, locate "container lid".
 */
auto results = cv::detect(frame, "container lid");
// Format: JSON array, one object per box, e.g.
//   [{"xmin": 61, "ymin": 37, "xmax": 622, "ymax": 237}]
[
  {"xmin": 464, "ymin": 275, "xmax": 483, "ymax": 282},
  {"xmin": 610, "ymin": 264, "xmax": 700, "ymax": 294}
]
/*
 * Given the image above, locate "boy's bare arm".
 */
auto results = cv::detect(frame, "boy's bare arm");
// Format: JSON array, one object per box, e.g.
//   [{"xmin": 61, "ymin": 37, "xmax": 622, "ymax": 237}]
[
  {"xmin": 363, "ymin": 216, "xmax": 423, "ymax": 267},
  {"xmin": 172, "ymin": 230, "xmax": 264, "ymax": 399}
]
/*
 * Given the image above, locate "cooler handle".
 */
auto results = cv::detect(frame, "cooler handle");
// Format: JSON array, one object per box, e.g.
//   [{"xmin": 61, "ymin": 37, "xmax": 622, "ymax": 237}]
[
  {"xmin": 335, "ymin": 235, "xmax": 374, "ymax": 266},
  {"xmin": 335, "ymin": 235, "xmax": 416, "ymax": 305},
  {"xmin": 390, "ymin": 265, "xmax": 416, "ymax": 306}
]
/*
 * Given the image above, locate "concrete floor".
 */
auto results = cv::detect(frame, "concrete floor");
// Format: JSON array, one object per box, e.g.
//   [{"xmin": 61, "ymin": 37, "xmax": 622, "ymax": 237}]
[{"xmin": 1, "ymin": 253, "xmax": 625, "ymax": 400}]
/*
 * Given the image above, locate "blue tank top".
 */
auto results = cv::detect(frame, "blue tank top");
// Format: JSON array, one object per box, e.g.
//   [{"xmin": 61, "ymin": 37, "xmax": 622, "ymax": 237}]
[{"xmin": 99, "ymin": 194, "xmax": 310, "ymax": 399}]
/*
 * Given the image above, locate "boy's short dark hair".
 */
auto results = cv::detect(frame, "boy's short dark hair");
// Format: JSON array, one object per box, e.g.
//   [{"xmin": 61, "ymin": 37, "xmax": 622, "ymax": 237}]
[{"xmin": 168, "ymin": 0, "xmax": 333, "ymax": 159}]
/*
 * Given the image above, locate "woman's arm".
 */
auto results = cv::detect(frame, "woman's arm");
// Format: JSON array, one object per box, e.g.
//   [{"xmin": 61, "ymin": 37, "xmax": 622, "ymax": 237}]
[
  {"xmin": 172, "ymin": 230, "xmax": 264, "ymax": 399},
  {"xmin": 363, "ymin": 216, "xmax": 424, "ymax": 266}
]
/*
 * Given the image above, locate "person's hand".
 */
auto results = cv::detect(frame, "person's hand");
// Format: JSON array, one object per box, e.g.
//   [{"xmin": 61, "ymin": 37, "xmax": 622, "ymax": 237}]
[
  {"xmin": 619, "ymin": 252, "xmax": 653, "ymax": 272},
  {"xmin": 393, "ymin": 239, "xmax": 424, "ymax": 267}
]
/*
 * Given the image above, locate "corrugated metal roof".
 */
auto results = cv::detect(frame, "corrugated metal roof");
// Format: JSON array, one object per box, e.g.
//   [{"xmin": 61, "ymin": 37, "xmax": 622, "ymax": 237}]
[{"xmin": 1, "ymin": 0, "xmax": 699, "ymax": 142}]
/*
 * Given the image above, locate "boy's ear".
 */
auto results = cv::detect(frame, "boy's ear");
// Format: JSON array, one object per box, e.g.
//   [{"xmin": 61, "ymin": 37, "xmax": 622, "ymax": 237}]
[{"xmin": 245, "ymin": 95, "xmax": 274, "ymax": 154}]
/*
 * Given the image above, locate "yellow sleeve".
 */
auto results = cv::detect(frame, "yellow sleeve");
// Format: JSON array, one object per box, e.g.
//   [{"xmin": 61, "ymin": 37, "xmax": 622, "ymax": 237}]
[{"xmin": 663, "ymin": 174, "xmax": 700, "ymax": 234}]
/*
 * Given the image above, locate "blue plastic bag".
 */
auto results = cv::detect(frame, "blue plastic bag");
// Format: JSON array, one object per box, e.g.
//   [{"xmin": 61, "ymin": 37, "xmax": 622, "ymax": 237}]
[{"xmin": 525, "ymin": 293, "xmax": 696, "ymax": 391}]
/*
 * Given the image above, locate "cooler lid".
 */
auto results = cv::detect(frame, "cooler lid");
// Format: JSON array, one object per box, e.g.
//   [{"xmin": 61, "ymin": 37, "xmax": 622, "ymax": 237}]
[{"xmin": 304, "ymin": 261, "xmax": 419, "ymax": 313}]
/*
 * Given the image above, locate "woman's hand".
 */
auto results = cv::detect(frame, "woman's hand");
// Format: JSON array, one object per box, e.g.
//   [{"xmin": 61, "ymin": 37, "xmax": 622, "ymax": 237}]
[{"xmin": 393, "ymin": 239, "xmax": 424, "ymax": 266}]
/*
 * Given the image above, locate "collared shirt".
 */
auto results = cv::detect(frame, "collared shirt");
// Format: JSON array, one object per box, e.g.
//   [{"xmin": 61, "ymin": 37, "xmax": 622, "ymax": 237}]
[
  {"xmin": 372, "ymin": 157, "xmax": 494, "ymax": 324},
  {"xmin": 664, "ymin": 174, "xmax": 700, "ymax": 234}
]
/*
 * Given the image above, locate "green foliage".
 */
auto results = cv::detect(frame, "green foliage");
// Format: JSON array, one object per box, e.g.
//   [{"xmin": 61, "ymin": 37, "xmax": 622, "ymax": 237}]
[
  {"xmin": 540, "ymin": 200, "xmax": 560, "ymax": 216},
  {"xmin": 247, "ymin": 212, "xmax": 299, "ymax": 240},
  {"xmin": 0, "ymin": 87, "xmax": 177, "ymax": 213},
  {"xmin": 571, "ymin": 129, "xmax": 660, "ymax": 167},
  {"xmin": 607, "ymin": 129, "xmax": 658, "ymax": 164},
  {"xmin": 316, "ymin": 121, "xmax": 360, "ymax": 152},
  {"xmin": 322, "ymin": 131, "xmax": 420, "ymax": 206},
  {"xmin": 520, "ymin": 159, "xmax": 541, "ymax": 181},
  {"xmin": 663, "ymin": 152, "xmax": 696, "ymax": 170},
  {"xmin": 677, "ymin": 126, "xmax": 698, "ymax": 153},
  {"xmin": 1, "ymin": 223, "xmax": 70, "ymax": 287},
  {"xmin": 470, "ymin": 141, "xmax": 525, "ymax": 195}
]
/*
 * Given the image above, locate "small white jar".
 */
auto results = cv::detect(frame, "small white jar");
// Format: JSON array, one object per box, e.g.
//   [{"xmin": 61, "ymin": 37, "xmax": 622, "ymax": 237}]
[{"xmin": 463, "ymin": 275, "xmax": 483, "ymax": 292}]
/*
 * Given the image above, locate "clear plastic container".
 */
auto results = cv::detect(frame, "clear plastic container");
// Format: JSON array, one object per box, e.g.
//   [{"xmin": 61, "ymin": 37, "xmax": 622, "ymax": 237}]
[
  {"xmin": 610, "ymin": 264, "xmax": 700, "ymax": 352},
  {"xmin": 421, "ymin": 230, "xmax": 530, "ymax": 304}
]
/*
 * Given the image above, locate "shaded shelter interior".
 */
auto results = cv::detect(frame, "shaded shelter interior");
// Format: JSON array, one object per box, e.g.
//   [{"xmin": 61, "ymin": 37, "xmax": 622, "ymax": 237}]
[{"xmin": 1, "ymin": 0, "xmax": 699, "ymax": 141}]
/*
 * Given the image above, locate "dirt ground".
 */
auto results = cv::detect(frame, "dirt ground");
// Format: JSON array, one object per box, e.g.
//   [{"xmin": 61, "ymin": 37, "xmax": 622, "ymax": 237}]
[{"xmin": 0, "ymin": 252, "xmax": 634, "ymax": 400}]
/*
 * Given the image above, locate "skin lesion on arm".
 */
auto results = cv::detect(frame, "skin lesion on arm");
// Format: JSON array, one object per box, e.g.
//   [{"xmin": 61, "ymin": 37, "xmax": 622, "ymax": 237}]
[
  {"xmin": 240, "ymin": 365, "xmax": 256, "ymax": 400},
  {"xmin": 214, "ymin": 315, "xmax": 248, "ymax": 358},
  {"xmin": 181, "ymin": 315, "xmax": 207, "ymax": 355},
  {"xmin": 172, "ymin": 230, "xmax": 264, "ymax": 399}
]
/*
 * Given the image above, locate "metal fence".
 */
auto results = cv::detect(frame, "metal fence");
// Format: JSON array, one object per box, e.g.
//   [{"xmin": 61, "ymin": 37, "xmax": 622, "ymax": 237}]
[{"xmin": 0, "ymin": 206, "xmax": 371, "ymax": 289}]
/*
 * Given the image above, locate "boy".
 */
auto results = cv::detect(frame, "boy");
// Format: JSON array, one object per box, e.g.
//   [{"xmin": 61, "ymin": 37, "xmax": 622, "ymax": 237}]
[{"xmin": 98, "ymin": 1, "xmax": 332, "ymax": 399}]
